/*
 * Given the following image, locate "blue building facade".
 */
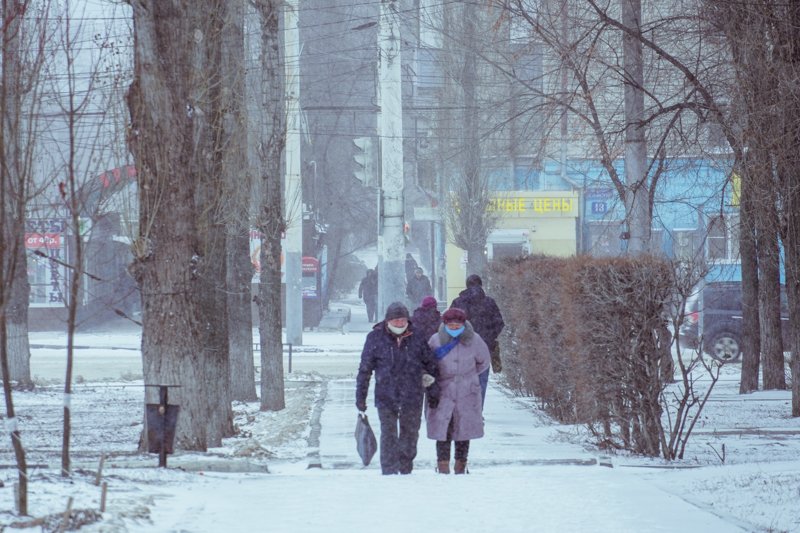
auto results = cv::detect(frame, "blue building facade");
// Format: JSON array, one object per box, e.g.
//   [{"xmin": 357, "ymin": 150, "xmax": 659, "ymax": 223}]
[{"xmin": 489, "ymin": 156, "xmax": 743, "ymax": 282}]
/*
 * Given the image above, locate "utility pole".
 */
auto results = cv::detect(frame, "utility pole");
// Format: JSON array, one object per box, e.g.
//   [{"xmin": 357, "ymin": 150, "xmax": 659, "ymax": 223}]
[
  {"xmin": 284, "ymin": 0, "xmax": 303, "ymax": 345},
  {"xmin": 377, "ymin": 0, "xmax": 405, "ymax": 312},
  {"xmin": 622, "ymin": 0, "xmax": 649, "ymax": 256}
]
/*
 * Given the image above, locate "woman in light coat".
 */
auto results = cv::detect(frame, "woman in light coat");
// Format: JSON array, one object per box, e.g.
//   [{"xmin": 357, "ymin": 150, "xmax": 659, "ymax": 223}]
[{"xmin": 426, "ymin": 307, "xmax": 490, "ymax": 474}]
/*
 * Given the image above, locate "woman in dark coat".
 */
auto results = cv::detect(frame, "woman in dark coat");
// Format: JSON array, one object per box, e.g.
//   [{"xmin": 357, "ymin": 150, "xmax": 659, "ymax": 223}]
[
  {"xmin": 356, "ymin": 302, "xmax": 440, "ymax": 475},
  {"xmin": 411, "ymin": 296, "xmax": 440, "ymax": 341},
  {"xmin": 426, "ymin": 307, "xmax": 490, "ymax": 474}
]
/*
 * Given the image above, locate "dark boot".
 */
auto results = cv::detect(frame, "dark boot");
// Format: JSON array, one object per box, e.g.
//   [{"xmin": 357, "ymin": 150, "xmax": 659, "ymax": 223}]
[
  {"xmin": 437, "ymin": 460, "xmax": 450, "ymax": 474},
  {"xmin": 454, "ymin": 459, "xmax": 468, "ymax": 475}
]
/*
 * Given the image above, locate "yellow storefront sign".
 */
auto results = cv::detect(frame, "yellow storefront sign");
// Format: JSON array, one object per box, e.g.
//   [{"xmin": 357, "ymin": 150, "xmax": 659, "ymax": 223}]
[{"xmin": 488, "ymin": 196, "xmax": 577, "ymax": 215}]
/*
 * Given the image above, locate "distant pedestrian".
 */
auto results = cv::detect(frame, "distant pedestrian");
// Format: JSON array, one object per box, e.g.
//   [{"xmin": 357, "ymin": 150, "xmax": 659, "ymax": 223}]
[
  {"xmin": 356, "ymin": 302, "xmax": 440, "ymax": 475},
  {"xmin": 358, "ymin": 269, "xmax": 378, "ymax": 322},
  {"xmin": 451, "ymin": 274, "xmax": 505, "ymax": 405},
  {"xmin": 426, "ymin": 307, "xmax": 490, "ymax": 474},
  {"xmin": 405, "ymin": 253, "xmax": 419, "ymax": 285},
  {"xmin": 406, "ymin": 267, "xmax": 432, "ymax": 307},
  {"xmin": 411, "ymin": 296, "xmax": 440, "ymax": 341}
]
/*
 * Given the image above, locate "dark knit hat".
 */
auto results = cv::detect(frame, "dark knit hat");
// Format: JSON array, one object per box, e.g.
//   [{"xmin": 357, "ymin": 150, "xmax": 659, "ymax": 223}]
[
  {"xmin": 466, "ymin": 274, "xmax": 482, "ymax": 287},
  {"xmin": 385, "ymin": 302, "xmax": 410, "ymax": 321},
  {"xmin": 442, "ymin": 307, "xmax": 467, "ymax": 324},
  {"xmin": 421, "ymin": 296, "xmax": 437, "ymax": 309}
]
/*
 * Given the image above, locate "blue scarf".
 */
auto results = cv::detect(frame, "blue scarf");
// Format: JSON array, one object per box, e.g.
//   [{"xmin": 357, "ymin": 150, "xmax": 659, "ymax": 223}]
[{"xmin": 434, "ymin": 336, "xmax": 460, "ymax": 360}]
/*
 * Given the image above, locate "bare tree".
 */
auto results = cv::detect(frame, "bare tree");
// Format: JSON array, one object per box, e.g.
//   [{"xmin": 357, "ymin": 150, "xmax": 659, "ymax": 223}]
[
  {"xmin": 300, "ymin": 0, "xmax": 379, "ymax": 306},
  {"xmin": 250, "ymin": 0, "xmax": 286, "ymax": 411},
  {"xmin": 502, "ymin": 0, "xmax": 794, "ymax": 397},
  {"xmin": 2, "ymin": 0, "xmax": 55, "ymax": 389},
  {"xmin": 437, "ymin": 2, "xmax": 501, "ymax": 277},
  {"xmin": 705, "ymin": 0, "xmax": 791, "ymax": 392},
  {"xmin": 127, "ymin": 0, "xmax": 238, "ymax": 449},
  {"xmin": 1, "ymin": 0, "xmax": 55, "ymax": 513}
]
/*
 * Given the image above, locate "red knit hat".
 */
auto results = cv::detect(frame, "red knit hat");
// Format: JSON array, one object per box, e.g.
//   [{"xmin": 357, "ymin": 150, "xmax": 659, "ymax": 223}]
[
  {"xmin": 442, "ymin": 307, "xmax": 467, "ymax": 324},
  {"xmin": 421, "ymin": 296, "xmax": 437, "ymax": 309}
]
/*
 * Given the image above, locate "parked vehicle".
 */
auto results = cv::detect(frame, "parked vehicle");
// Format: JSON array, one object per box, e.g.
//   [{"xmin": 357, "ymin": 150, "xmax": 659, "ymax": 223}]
[{"xmin": 679, "ymin": 281, "xmax": 788, "ymax": 362}]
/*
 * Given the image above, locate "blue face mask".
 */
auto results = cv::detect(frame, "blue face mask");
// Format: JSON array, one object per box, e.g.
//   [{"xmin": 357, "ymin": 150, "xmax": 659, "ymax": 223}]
[{"xmin": 446, "ymin": 326, "xmax": 464, "ymax": 338}]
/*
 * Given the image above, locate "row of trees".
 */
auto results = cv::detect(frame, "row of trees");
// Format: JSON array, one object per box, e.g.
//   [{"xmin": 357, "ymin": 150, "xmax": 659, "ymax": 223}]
[
  {"xmin": 1, "ymin": 0, "xmax": 293, "ymax": 514},
  {"xmin": 441, "ymin": 0, "xmax": 800, "ymax": 410}
]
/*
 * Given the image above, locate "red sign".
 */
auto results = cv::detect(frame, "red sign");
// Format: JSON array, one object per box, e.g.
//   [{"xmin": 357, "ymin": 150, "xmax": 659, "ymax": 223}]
[
  {"xmin": 98, "ymin": 165, "xmax": 137, "ymax": 189},
  {"xmin": 302, "ymin": 256, "xmax": 319, "ymax": 274},
  {"xmin": 25, "ymin": 233, "xmax": 62, "ymax": 249}
]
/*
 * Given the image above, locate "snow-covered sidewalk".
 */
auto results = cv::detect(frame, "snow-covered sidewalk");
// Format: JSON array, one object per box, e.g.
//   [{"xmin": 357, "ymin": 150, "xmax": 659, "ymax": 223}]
[
  {"xmin": 144, "ymin": 377, "xmax": 745, "ymax": 533},
  {"xmin": 3, "ymin": 308, "xmax": 799, "ymax": 532}
]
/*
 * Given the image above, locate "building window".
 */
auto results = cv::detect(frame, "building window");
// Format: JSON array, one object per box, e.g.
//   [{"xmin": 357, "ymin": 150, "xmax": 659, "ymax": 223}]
[
  {"xmin": 673, "ymin": 229, "xmax": 697, "ymax": 260},
  {"xmin": 706, "ymin": 214, "xmax": 739, "ymax": 262}
]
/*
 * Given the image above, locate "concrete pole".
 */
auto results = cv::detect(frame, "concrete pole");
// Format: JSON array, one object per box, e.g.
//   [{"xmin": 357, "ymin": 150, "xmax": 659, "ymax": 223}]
[
  {"xmin": 622, "ymin": 0, "xmax": 649, "ymax": 256},
  {"xmin": 284, "ymin": 0, "xmax": 303, "ymax": 345},
  {"xmin": 377, "ymin": 0, "xmax": 406, "ymax": 313}
]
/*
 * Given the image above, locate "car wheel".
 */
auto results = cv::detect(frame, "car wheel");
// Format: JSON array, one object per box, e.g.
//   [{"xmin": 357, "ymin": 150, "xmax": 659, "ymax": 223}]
[{"xmin": 705, "ymin": 331, "xmax": 742, "ymax": 362}]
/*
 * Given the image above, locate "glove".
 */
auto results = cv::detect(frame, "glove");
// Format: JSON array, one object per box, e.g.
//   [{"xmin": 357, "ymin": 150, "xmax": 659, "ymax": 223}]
[
  {"xmin": 427, "ymin": 382, "xmax": 440, "ymax": 409},
  {"xmin": 356, "ymin": 399, "xmax": 367, "ymax": 412},
  {"xmin": 421, "ymin": 373, "xmax": 436, "ymax": 387}
]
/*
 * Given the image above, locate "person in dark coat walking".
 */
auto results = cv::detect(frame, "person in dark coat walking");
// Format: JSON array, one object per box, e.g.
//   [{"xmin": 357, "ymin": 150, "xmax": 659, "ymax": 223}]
[
  {"xmin": 411, "ymin": 296, "xmax": 440, "ymax": 341},
  {"xmin": 451, "ymin": 274, "xmax": 505, "ymax": 405},
  {"xmin": 406, "ymin": 267, "xmax": 433, "ymax": 308},
  {"xmin": 405, "ymin": 253, "xmax": 419, "ymax": 285},
  {"xmin": 356, "ymin": 302, "xmax": 440, "ymax": 475},
  {"xmin": 358, "ymin": 269, "xmax": 378, "ymax": 322},
  {"xmin": 426, "ymin": 307, "xmax": 490, "ymax": 474}
]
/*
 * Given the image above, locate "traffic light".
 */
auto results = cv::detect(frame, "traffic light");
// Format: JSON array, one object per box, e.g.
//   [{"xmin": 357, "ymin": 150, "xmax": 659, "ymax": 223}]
[{"xmin": 353, "ymin": 137, "xmax": 374, "ymax": 186}]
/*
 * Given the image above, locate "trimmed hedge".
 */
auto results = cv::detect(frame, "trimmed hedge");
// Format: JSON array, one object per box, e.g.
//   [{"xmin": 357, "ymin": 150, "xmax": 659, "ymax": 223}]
[{"xmin": 488, "ymin": 254, "xmax": 675, "ymax": 456}]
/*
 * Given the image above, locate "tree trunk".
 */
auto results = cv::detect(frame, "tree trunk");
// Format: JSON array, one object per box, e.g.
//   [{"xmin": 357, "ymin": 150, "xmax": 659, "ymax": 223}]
[
  {"xmin": 738, "ymin": 165, "xmax": 761, "ymax": 393},
  {"xmin": 253, "ymin": 0, "xmax": 286, "ymax": 411},
  {"xmin": 780, "ymin": 157, "xmax": 800, "ymax": 413},
  {"xmin": 777, "ymin": 1, "xmax": 800, "ymax": 414},
  {"xmin": 1, "ymin": 0, "xmax": 32, "ymax": 388},
  {"xmin": 128, "ymin": 0, "xmax": 233, "ymax": 450},
  {"xmin": 228, "ymin": 229, "xmax": 257, "ymax": 402},
  {"xmin": 222, "ymin": 0, "xmax": 257, "ymax": 405},
  {"xmin": 753, "ymin": 167, "xmax": 786, "ymax": 390},
  {"xmin": 6, "ymin": 242, "xmax": 31, "ymax": 387}
]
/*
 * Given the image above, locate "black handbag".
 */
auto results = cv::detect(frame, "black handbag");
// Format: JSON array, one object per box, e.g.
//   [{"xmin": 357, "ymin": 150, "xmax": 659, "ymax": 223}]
[{"xmin": 354, "ymin": 413, "xmax": 378, "ymax": 466}]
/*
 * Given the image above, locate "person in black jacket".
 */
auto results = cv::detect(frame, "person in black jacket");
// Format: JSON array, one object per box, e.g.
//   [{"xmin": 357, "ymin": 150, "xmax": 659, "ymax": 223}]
[
  {"xmin": 451, "ymin": 274, "xmax": 505, "ymax": 405},
  {"xmin": 356, "ymin": 302, "xmax": 440, "ymax": 475},
  {"xmin": 406, "ymin": 267, "xmax": 433, "ymax": 308},
  {"xmin": 411, "ymin": 296, "xmax": 440, "ymax": 342},
  {"xmin": 358, "ymin": 269, "xmax": 378, "ymax": 322}
]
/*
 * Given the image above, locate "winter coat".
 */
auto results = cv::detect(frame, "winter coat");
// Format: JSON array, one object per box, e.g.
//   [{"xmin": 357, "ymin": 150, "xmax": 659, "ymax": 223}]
[
  {"xmin": 411, "ymin": 306, "xmax": 441, "ymax": 342},
  {"xmin": 358, "ymin": 273, "xmax": 378, "ymax": 303},
  {"xmin": 406, "ymin": 274, "xmax": 433, "ymax": 307},
  {"xmin": 405, "ymin": 256, "xmax": 419, "ymax": 284},
  {"xmin": 356, "ymin": 321, "xmax": 440, "ymax": 410},
  {"xmin": 425, "ymin": 322, "xmax": 490, "ymax": 441},
  {"xmin": 451, "ymin": 286, "xmax": 505, "ymax": 352}
]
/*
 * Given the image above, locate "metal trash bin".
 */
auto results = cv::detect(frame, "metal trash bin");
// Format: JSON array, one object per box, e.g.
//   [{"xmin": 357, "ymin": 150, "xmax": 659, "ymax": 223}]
[{"xmin": 144, "ymin": 385, "xmax": 180, "ymax": 467}]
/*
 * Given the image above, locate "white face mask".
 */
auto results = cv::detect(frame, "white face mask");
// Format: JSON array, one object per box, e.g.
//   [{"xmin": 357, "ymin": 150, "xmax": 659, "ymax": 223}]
[{"xmin": 387, "ymin": 323, "xmax": 408, "ymax": 335}]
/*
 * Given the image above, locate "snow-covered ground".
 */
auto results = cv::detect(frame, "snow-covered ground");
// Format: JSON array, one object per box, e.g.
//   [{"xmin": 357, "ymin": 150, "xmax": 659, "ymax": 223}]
[{"xmin": 2, "ymin": 301, "xmax": 800, "ymax": 532}]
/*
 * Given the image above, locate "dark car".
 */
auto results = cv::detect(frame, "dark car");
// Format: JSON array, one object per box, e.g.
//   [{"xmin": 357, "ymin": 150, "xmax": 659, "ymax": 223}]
[{"xmin": 680, "ymin": 281, "xmax": 788, "ymax": 362}]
